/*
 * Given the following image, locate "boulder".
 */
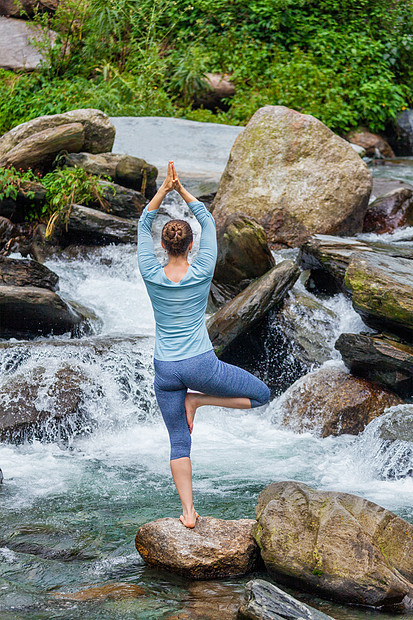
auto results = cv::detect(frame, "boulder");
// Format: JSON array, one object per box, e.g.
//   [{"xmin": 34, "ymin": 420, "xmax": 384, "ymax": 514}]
[
  {"xmin": 356, "ymin": 405, "xmax": 413, "ymax": 480},
  {"xmin": 207, "ymin": 260, "xmax": 300, "ymax": 356},
  {"xmin": 335, "ymin": 332, "xmax": 413, "ymax": 399},
  {"xmin": 0, "ymin": 0, "xmax": 58, "ymax": 16},
  {"xmin": 0, "ymin": 16, "xmax": 56, "ymax": 71},
  {"xmin": 213, "ymin": 213, "xmax": 275, "ymax": 289},
  {"xmin": 135, "ymin": 516, "xmax": 259, "ymax": 580},
  {"xmin": 0, "ymin": 284, "xmax": 93, "ymax": 338},
  {"xmin": 59, "ymin": 204, "xmax": 138, "ymax": 244},
  {"xmin": 0, "ymin": 123, "xmax": 85, "ymax": 173},
  {"xmin": 372, "ymin": 176, "xmax": 413, "ymax": 201},
  {"xmin": 389, "ymin": 109, "xmax": 413, "ymax": 155},
  {"xmin": 0, "ymin": 109, "xmax": 115, "ymax": 157},
  {"xmin": 0, "ymin": 180, "xmax": 46, "ymax": 221},
  {"xmin": 0, "ymin": 363, "xmax": 99, "ymax": 442},
  {"xmin": 0, "ymin": 216, "xmax": 16, "ymax": 253},
  {"xmin": 346, "ymin": 130, "xmax": 395, "ymax": 158},
  {"xmin": 253, "ymin": 480, "xmax": 413, "ymax": 608},
  {"xmin": 93, "ymin": 180, "xmax": 146, "ymax": 219},
  {"xmin": 279, "ymin": 366, "xmax": 403, "ymax": 437},
  {"xmin": 211, "ymin": 106, "xmax": 372, "ymax": 248},
  {"xmin": 299, "ymin": 234, "xmax": 413, "ymax": 293},
  {"xmin": 363, "ymin": 188, "xmax": 413, "ymax": 234},
  {"xmin": 0, "ymin": 255, "xmax": 58, "ymax": 290},
  {"xmin": 195, "ymin": 73, "xmax": 236, "ymax": 110},
  {"xmin": 238, "ymin": 579, "xmax": 334, "ymax": 620},
  {"xmin": 58, "ymin": 151, "xmax": 157, "ymax": 198},
  {"xmin": 277, "ymin": 290, "xmax": 337, "ymax": 365},
  {"xmin": 345, "ymin": 252, "xmax": 413, "ymax": 337}
]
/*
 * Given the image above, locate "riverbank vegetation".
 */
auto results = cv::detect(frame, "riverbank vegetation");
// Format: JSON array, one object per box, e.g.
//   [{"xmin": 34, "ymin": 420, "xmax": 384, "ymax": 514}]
[{"xmin": 1, "ymin": 0, "xmax": 413, "ymax": 135}]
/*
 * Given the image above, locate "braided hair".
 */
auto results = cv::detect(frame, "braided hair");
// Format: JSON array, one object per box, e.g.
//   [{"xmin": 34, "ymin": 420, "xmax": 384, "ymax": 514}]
[{"xmin": 161, "ymin": 219, "xmax": 193, "ymax": 256}]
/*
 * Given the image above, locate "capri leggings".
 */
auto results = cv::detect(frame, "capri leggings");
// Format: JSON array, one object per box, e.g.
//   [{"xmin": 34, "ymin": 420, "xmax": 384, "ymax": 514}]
[{"xmin": 154, "ymin": 349, "xmax": 270, "ymax": 460}]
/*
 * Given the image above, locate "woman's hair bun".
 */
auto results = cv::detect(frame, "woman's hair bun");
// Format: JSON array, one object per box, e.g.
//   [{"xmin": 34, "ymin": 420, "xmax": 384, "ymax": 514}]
[{"xmin": 162, "ymin": 219, "xmax": 193, "ymax": 256}]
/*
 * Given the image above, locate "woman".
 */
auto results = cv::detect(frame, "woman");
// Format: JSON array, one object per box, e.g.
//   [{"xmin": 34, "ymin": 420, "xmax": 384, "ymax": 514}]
[{"xmin": 138, "ymin": 161, "xmax": 270, "ymax": 528}]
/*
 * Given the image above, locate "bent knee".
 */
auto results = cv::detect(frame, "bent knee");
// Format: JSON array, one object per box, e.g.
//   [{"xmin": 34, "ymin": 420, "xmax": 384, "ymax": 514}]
[{"xmin": 250, "ymin": 383, "xmax": 271, "ymax": 408}]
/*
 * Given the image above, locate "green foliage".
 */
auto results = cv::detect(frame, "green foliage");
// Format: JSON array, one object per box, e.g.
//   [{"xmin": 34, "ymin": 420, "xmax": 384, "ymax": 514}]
[
  {"xmin": 1, "ymin": 0, "xmax": 413, "ymax": 135},
  {"xmin": 0, "ymin": 166, "xmax": 39, "ymax": 202}
]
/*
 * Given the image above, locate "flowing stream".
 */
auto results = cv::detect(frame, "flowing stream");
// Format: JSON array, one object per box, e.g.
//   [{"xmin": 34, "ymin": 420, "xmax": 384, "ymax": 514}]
[{"xmin": 1, "ymin": 164, "xmax": 413, "ymax": 619}]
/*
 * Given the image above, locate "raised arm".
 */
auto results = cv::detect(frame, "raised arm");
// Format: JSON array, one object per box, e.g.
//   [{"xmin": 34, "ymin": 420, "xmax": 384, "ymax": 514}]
[
  {"xmin": 173, "ymin": 167, "xmax": 217, "ymax": 277},
  {"xmin": 138, "ymin": 161, "xmax": 176, "ymax": 279}
]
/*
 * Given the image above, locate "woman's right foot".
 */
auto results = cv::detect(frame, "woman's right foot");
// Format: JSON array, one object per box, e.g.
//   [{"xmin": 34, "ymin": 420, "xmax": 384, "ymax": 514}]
[
  {"xmin": 179, "ymin": 511, "xmax": 199, "ymax": 529},
  {"xmin": 185, "ymin": 392, "xmax": 199, "ymax": 433}
]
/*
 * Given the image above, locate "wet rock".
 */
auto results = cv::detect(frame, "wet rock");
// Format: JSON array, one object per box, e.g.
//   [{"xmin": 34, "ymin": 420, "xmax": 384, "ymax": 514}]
[
  {"xmin": 213, "ymin": 213, "xmax": 274, "ymax": 291},
  {"xmin": 389, "ymin": 109, "xmax": 413, "ymax": 155},
  {"xmin": 0, "ymin": 364, "xmax": 99, "ymax": 442},
  {"xmin": 59, "ymin": 151, "xmax": 157, "ymax": 199},
  {"xmin": 371, "ymin": 176, "xmax": 413, "ymax": 200},
  {"xmin": 346, "ymin": 130, "xmax": 395, "ymax": 158},
  {"xmin": 0, "ymin": 468, "xmax": 3, "ymax": 483},
  {"xmin": 277, "ymin": 290, "xmax": 337, "ymax": 365},
  {"xmin": 60, "ymin": 204, "xmax": 137, "ymax": 244},
  {"xmin": 0, "ymin": 109, "xmax": 115, "ymax": 157},
  {"xmin": 253, "ymin": 480, "xmax": 413, "ymax": 608},
  {"xmin": 279, "ymin": 366, "xmax": 403, "ymax": 437},
  {"xmin": 0, "ymin": 216, "xmax": 16, "ymax": 253},
  {"xmin": 238, "ymin": 579, "xmax": 334, "ymax": 620},
  {"xmin": 363, "ymin": 188, "xmax": 413, "ymax": 234},
  {"xmin": 135, "ymin": 516, "xmax": 259, "ymax": 580},
  {"xmin": 183, "ymin": 581, "xmax": 242, "ymax": 620},
  {"xmin": 345, "ymin": 252, "xmax": 413, "ymax": 337},
  {"xmin": 0, "ymin": 256, "xmax": 58, "ymax": 290},
  {"xmin": 0, "ymin": 123, "xmax": 85, "ymax": 173},
  {"xmin": 299, "ymin": 234, "xmax": 413, "ymax": 293},
  {"xmin": 92, "ymin": 180, "xmax": 146, "ymax": 219},
  {"xmin": 0, "ymin": 16, "xmax": 56, "ymax": 71},
  {"xmin": 0, "ymin": 284, "xmax": 93, "ymax": 338},
  {"xmin": 53, "ymin": 582, "xmax": 145, "ymax": 601},
  {"xmin": 335, "ymin": 332, "xmax": 413, "ymax": 399},
  {"xmin": 207, "ymin": 260, "xmax": 300, "ymax": 356},
  {"xmin": 0, "ymin": 0, "xmax": 58, "ymax": 16},
  {"xmin": 356, "ymin": 405, "xmax": 413, "ymax": 480},
  {"xmin": 212, "ymin": 106, "xmax": 372, "ymax": 248},
  {"xmin": 0, "ymin": 180, "xmax": 46, "ymax": 221}
]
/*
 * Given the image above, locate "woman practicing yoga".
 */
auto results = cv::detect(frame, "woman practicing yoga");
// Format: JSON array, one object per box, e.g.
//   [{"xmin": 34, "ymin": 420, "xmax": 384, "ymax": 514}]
[{"xmin": 138, "ymin": 161, "xmax": 270, "ymax": 528}]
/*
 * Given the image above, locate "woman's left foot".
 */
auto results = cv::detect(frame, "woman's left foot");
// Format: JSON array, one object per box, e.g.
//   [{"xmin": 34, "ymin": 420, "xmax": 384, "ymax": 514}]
[
  {"xmin": 185, "ymin": 392, "xmax": 199, "ymax": 433},
  {"xmin": 179, "ymin": 511, "xmax": 199, "ymax": 529}
]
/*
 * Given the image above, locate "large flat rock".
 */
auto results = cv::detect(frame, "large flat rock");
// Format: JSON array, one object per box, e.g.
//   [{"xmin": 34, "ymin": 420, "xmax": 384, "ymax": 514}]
[{"xmin": 0, "ymin": 16, "xmax": 54, "ymax": 71}]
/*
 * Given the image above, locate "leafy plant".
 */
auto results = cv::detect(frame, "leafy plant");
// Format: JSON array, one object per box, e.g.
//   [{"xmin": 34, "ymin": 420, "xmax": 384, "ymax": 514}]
[{"xmin": 0, "ymin": 166, "xmax": 39, "ymax": 202}]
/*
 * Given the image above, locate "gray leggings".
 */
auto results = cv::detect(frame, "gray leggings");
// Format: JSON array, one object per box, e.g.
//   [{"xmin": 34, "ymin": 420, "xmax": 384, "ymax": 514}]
[{"xmin": 154, "ymin": 349, "xmax": 270, "ymax": 460}]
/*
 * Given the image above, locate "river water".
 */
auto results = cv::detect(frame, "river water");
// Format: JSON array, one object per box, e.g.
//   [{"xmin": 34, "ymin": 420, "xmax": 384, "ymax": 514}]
[{"xmin": 0, "ymin": 159, "xmax": 413, "ymax": 619}]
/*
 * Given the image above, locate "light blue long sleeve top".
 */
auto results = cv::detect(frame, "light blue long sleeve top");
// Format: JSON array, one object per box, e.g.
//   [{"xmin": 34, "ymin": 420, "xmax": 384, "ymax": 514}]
[{"xmin": 138, "ymin": 200, "xmax": 217, "ymax": 361}]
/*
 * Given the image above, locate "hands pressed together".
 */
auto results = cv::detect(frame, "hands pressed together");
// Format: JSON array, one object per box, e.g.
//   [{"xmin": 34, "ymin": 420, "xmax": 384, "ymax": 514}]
[
  {"xmin": 161, "ymin": 161, "xmax": 182, "ymax": 194},
  {"xmin": 147, "ymin": 161, "xmax": 196, "ymax": 211}
]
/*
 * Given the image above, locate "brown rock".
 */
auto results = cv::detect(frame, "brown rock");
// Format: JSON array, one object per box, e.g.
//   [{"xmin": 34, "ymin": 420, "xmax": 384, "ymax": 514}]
[
  {"xmin": 53, "ymin": 582, "xmax": 145, "ymax": 601},
  {"xmin": 207, "ymin": 260, "xmax": 300, "ymax": 356},
  {"xmin": 0, "ymin": 0, "xmax": 58, "ymax": 16},
  {"xmin": 253, "ymin": 481, "xmax": 413, "ymax": 608},
  {"xmin": 0, "ymin": 123, "xmax": 84, "ymax": 173},
  {"xmin": 0, "ymin": 364, "xmax": 99, "ymax": 442},
  {"xmin": 0, "ymin": 108, "xmax": 115, "ymax": 156},
  {"xmin": 212, "ymin": 106, "xmax": 372, "ymax": 248},
  {"xmin": 280, "ymin": 366, "xmax": 403, "ymax": 437},
  {"xmin": 135, "ymin": 516, "xmax": 259, "ymax": 580},
  {"xmin": 363, "ymin": 188, "xmax": 413, "ymax": 234},
  {"xmin": 347, "ymin": 130, "xmax": 395, "ymax": 158},
  {"xmin": 0, "ymin": 255, "xmax": 58, "ymax": 289},
  {"xmin": 214, "ymin": 213, "xmax": 275, "ymax": 287}
]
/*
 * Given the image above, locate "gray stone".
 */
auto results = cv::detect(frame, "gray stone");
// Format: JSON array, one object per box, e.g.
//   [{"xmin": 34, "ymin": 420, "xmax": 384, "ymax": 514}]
[
  {"xmin": 0, "ymin": 0, "xmax": 58, "ymax": 16},
  {"xmin": 212, "ymin": 106, "xmax": 372, "ymax": 248},
  {"xmin": 0, "ymin": 109, "xmax": 115, "ymax": 156},
  {"xmin": 136, "ymin": 516, "xmax": 259, "ymax": 580},
  {"xmin": 207, "ymin": 260, "xmax": 300, "ymax": 356},
  {"xmin": 253, "ymin": 481, "xmax": 413, "ymax": 608},
  {"xmin": 0, "ymin": 284, "xmax": 93, "ymax": 338},
  {"xmin": 238, "ymin": 579, "xmax": 334, "ymax": 620},
  {"xmin": 392, "ymin": 109, "xmax": 413, "ymax": 155},
  {"xmin": 0, "ymin": 16, "xmax": 56, "ymax": 71},
  {"xmin": 335, "ymin": 332, "xmax": 413, "ymax": 399},
  {"xmin": 61, "ymin": 204, "xmax": 137, "ymax": 244},
  {"xmin": 0, "ymin": 255, "xmax": 58, "ymax": 290},
  {"xmin": 94, "ymin": 180, "xmax": 147, "ymax": 219}
]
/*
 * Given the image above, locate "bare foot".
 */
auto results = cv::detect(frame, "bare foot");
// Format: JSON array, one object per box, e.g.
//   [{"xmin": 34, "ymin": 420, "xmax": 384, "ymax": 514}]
[
  {"xmin": 179, "ymin": 511, "xmax": 199, "ymax": 529},
  {"xmin": 185, "ymin": 392, "xmax": 199, "ymax": 434}
]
